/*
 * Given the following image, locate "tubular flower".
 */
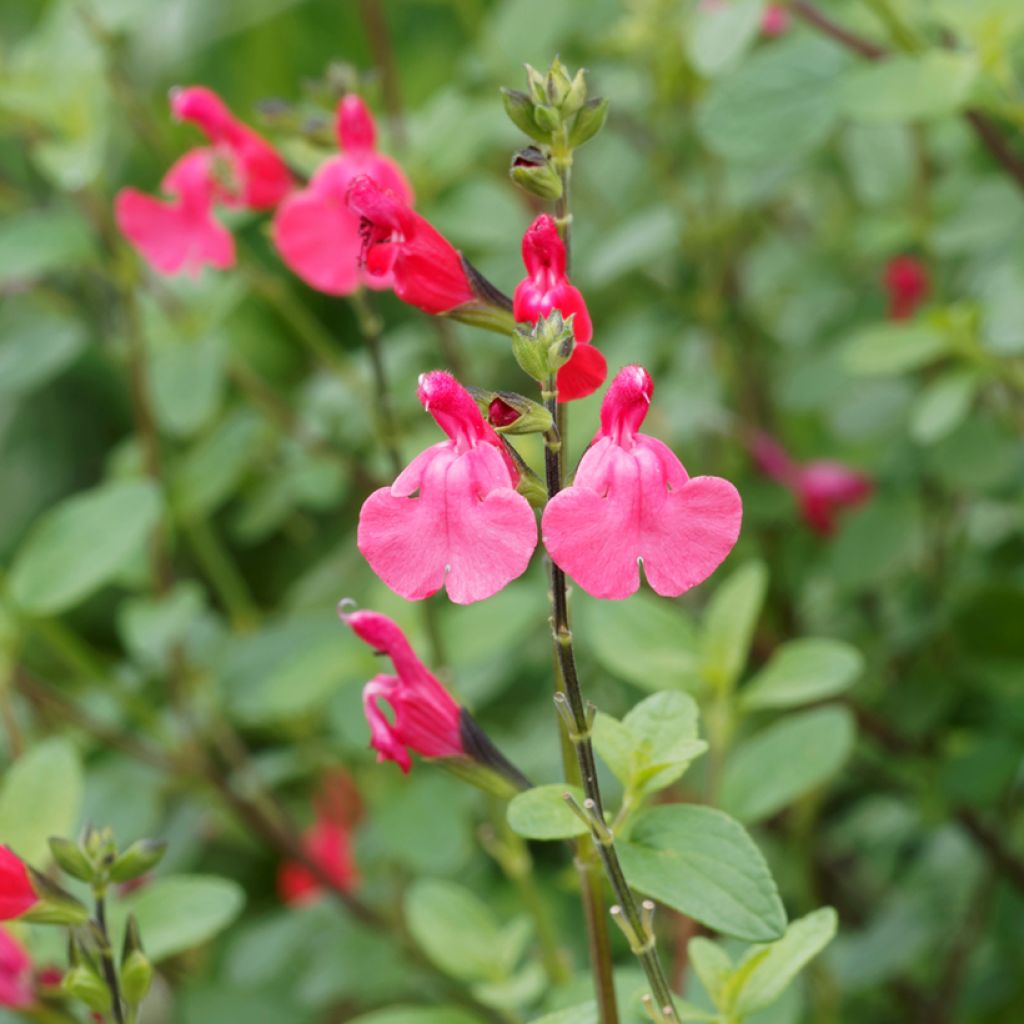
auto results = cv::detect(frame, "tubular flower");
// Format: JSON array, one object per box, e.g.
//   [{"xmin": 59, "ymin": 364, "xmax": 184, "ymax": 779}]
[
  {"xmin": 0, "ymin": 928, "xmax": 32, "ymax": 1010},
  {"xmin": 0, "ymin": 849, "xmax": 37, "ymax": 923},
  {"xmin": 513, "ymin": 214, "xmax": 605, "ymax": 401},
  {"xmin": 761, "ymin": 4, "xmax": 790, "ymax": 36},
  {"xmin": 358, "ymin": 371, "xmax": 537, "ymax": 604},
  {"xmin": 543, "ymin": 366, "xmax": 742, "ymax": 600},
  {"xmin": 273, "ymin": 95, "xmax": 413, "ymax": 295},
  {"xmin": 348, "ymin": 176, "xmax": 476, "ymax": 314},
  {"xmin": 752, "ymin": 434, "xmax": 873, "ymax": 536},
  {"xmin": 885, "ymin": 255, "xmax": 930, "ymax": 320},
  {"xmin": 342, "ymin": 607, "xmax": 465, "ymax": 773},
  {"xmin": 115, "ymin": 149, "xmax": 235, "ymax": 276},
  {"xmin": 170, "ymin": 85, "xmax": 292, "ymax": 209},
  {"xmin": 277, "ymin": 773, "xmax": 361, "ymax": 905}
]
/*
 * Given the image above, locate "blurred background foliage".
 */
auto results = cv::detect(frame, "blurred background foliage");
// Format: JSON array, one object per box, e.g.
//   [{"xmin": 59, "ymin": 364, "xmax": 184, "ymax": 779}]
[{"xmin": 1, "ymin": 0, "xmax": 1023, "ymax": 1021}]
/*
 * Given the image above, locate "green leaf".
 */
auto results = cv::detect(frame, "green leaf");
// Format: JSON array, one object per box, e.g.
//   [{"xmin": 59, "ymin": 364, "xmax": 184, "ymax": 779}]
[
  {"xmin": 0, "ymin": 738, "xmax": 82, "ymax": 865},
  {"xmin": 688, "ymin": 936, "xmax": 733, "ymax": 1007},
  {"xmin": 687, "ymin": 0, "xmax": 764, "ymax": 78},
  {"xmin": 149, "ymin": 334, "xmax": 226, "ymax": 439},
  {"xmin": 348, "ymin": 1009, "xmax": 484, "ymax": 1024},
  {"xmin": 720, "ymin": 707, "xmax": 856, "ymax": 824},
  {"xmin": 618, "ymin": 805, "xmax": 786, "ymax": 941},
  {"xmin": 730, "ymin": 907, "xmax": 838, "ymax": 1015},
  {"xmin": 404, "ymin": 880, "xmax": 509, "ymax": 983},
  {"xmin": 0, "ymin": 206, "xmax": 94, "ymax": 286},
  {"xmin": 8, "ymin": 479, "xmax": 162, "ymax": 615},
  {"xmin": 577, "ymin": 591, "xmax": 699, "ymax": 692},
  {"xmin": 842, "ymin": 323, "xmax": 949, "ymax": 375},
  {"xmin": 740, "ymin": 639, "xmax": 864, "ymax": 711},
  {"xmin": 909, "ymin": 370, "xmax": 978, "ymax": 444},
  {"xmin": 118, "ymin": 582, "xmax": 206, "ymax": 671},
  {"xmin": 0, "ymin": 301, "xmax": 86, "ymax": 398},
  {"xmin": 593, "ymin": 692, "xmax": 707, "ymax": 798},
  {"xmin": 115, "ymin": 875, "xmax": 245, "ymax": 961},
  {"xmin": 584, "ymin": 205, "xmax": 681, "ymax": 287},
  {"xmin": 508, "ymin": 785, "xmax": 587, "ymax": 840},
  {"xmin": 840, "ymin": 52, "xmax": 978, "ymax": 123},
  {"xmin": 700, "ymin": 562, "xmax": 767, "ymax": 693},
  {"xmin": 697, "ymin": 37, "xmax": 845, "ymax": 165}
]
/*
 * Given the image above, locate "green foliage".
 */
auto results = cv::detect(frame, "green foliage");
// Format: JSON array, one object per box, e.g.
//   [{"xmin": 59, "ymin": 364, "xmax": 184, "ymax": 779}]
[{"xmin": 508, "ymin": 785, "xmax": 589, "ymax": 840}]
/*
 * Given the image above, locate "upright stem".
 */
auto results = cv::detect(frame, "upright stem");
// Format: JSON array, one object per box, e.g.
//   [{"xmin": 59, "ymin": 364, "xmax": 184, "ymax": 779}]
[
  {"xmin": 94, "ymin": 894, "xmax": 125, "ymax": 1024},
  {"xmin": 543, "ymin": 379, "xmax": 678, "ymax": 1020}
]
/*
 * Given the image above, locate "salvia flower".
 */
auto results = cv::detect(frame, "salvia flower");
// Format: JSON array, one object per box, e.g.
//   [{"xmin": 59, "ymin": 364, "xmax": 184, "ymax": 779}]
[
  {"xmin": 513, "ymin": 214, "xmax": 606, "ymax": 401},
  {"xmin": 348, "ymin": 176, "xmax": 476, "ymax": 314},
  {"xmin": 752, "ymin": 434, "xmax": 872, "ymax": 536},
  {"xmin": 0, "ymin": 849, "xmax": 37, "ymax": 922},
  {"xmin": 761, "ymin": 4, "xmax": 790, "ymax": 36},
  {"xmin": 170, "ymin": 85, "xmax": 292, "ymax": 210},
  {"xmin": 115, "ymin": 150, "xmax": 235, "ymax": 276},
  {"xmin": 277, "ymin": 772, "xmax": 361, "ymax": 905},
  {"xmin": 0, "ymin": 928, "xmax": 32, "ymax": 1010},
  {"xmin": 543, "ymin": 366, "xmax": 742, "ymax": 600},
  {"xmin": 273, "ymin": 95, "xmax": 413, "ymax": 295},
  {"xmin": 358, "ymin": 371, "xmax": 537, "ymax": 604},
  {"xmin": 885, "ymin": 255, "xmax": 930, "ymax": 320},
  {"xmin": 342, "ymin": 607, "xmax": 465, "ymax": 773}
]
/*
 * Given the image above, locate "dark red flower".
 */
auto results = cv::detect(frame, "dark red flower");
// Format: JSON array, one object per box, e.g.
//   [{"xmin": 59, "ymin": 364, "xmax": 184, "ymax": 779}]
[
  {"xmin": 513, "ymin": 214, "xmax": 605, "ymax": 401},
  {"xmin": 885, "ymin": 256, "xmax": 930, "ymax": 320}
]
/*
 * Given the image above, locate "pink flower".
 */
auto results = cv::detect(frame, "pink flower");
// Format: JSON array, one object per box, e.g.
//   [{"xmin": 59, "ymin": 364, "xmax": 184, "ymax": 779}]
[
  {"xmin": 0, "ymin": 849, "xmax": 37, "ymax": 922},
  {"xmin": 761, "ymin": 4, "xmax": 790, "ymax": 36},
  {"xmin": 358, "ymin": 371, "xmax": 537, "ymax": 604},
  {"xmin": 170, "ymin": 85, "xmax": 292, "ymax": 210},
  {"xmin": 885, "ymin": 256, "xmax": 930, "ymax": 320},
  {"xmin": 542, "ymin": 366, "xmax": 742, "ymax": 600},
  {"xmin": 348, "ymin": 177, "xmax": 476, "ymax": 314},
  {"xmin": 513, "ymin": 214, "xmax": 605, "ymax": 401},
  {"xmin": 277, "ymin": 772, "xmax": 361, "ymax": 904},
  {"xmin": 0, "ymin": 927, "xmax": 32, "ymax": 1010},
  {"xmin": 752, "ymin": 434, "xmax": 873, "ymax": 536},
  {"xmin": 115, "ymin": 149, "xmax": 235, "ymax": 276},
  {"xmin": 273, "ymin": 96, "xmax": 413, "ymax": 295},
  {"xmin": 341, "ymin": 607, "xmax": 465, "ymax": 773}
]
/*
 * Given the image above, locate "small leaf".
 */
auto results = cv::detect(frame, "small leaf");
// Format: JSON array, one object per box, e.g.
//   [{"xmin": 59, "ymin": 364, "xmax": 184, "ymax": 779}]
[
  {"xmin": 840, "ymin": 51, "xmax": 978, "ymax": 123},
  {"xmin": 843, "ymin": 323, "xmax": 948, "ymax": 376},
  {"xmin": 8, "ymin": 479, "xmax": 162, "ymax": 616},
  {"xmin": 0, "ymin": 738, "xmax": 82, "ymax": 865},
  {"xmin": 0, "ymin": 206, "xmax": 94, "ymax": 286},
  {"xmin": 909, "ymin": 370, "xmax": 978, "ymax": 444},
  {"xmin": 688, "ymin": 937, "xmax": 733, "ymax": 1007},
  {"xmin": 618, "ymin": 805, "xmax": 786, "ymax": 941},
  {"xmin": 0, "ymin": 301, "xmax": 86, "ymax": 398},
  {"xmin": 700, "ymin": 562, "xmax": 768, "ymax": 693},
  {"xmin": 740, "ymin": 639, "xmax": 864, "ymax": 710},
  {"xmin": 731, "ymin": 907, "xmax": 838, "ymax": 1014},
  {"xmin": 507, "ymin": 785, "xmax": 587, "ymax": 840},
  {"xmin": 687, "ymin": 0, "xmax": 764, "ymax": 78},
  {"xmin": 404, "ymin": 880, "xmax": 508, "ymax": 983},
  {"xmin": 114, "ymin": 876, "xmax": 245, "ymax": 961},
  {"xmin": 720, "ymin": 707, "xmax": 856, "ymax": 824}
]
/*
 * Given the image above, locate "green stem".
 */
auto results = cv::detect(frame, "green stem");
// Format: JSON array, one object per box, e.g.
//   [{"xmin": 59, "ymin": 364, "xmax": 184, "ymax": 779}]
[
  {"xmin": 94, "ymin": 894, "xmax": 125, "ymax": 1024},
  {"xmin": 862, "ymin": 0, "xmax": 920, "ymax": 52},
  {"xmin": 182, "ymin": 519, "xmax": 259, "ymax": 630}
]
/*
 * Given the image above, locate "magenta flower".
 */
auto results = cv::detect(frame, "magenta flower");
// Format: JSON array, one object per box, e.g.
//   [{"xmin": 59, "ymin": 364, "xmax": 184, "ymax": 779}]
[
  {"xmin": 752, "ymin": 434, "xmax": 873, "ymax": 536},
  {"xmin": 358, "ymin": 371, "xmax": 538, "ymax": 604},
  {"xmin": 513, "ymin": 214, "xmax": 606, "ymax": 401},
  {"xmin": 884, "ymin": 255, "xmax": 930, "ymax": 321},
  {"xmin": 0, "ymin": 848, "xmax": 37, "ymax": 923},
  {"xmin": 0, "ymin": 927, "xmax": 32, "ymax": 1010},
  {"xmin": 342, "ymin": 607, "xmax": 465, "ymax": 773},
  {"xmin": 170, "ymin": 85, "xmax": 292, "ymax": 210},
  {"xmin": 542, "ymin": 366, "xmax": 742, "ymax": 600},
  {"xmin": 273, "ymin": 95, "xmax": 413, "ymax": 295},
  {"xmin": 761, "ymin": 4, "xmax": 790, "ymax": 36},
  {"xmin": 115, "ymin": 150, "xmax": 235, "ymax": 276}
]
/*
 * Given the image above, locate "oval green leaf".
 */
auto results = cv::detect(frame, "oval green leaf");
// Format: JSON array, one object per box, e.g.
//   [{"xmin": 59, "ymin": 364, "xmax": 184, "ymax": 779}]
[
  {"xmin": 740, "ymin": 639, "xmax": 864, "ymax": 710},
  {"xmin": 507, "ymin": 785, "xmax": 587, "ymax": 840}
]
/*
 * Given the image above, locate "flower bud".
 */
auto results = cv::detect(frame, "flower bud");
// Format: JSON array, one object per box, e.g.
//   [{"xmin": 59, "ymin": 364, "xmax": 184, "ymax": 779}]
[
  {"xmin": 512, "ymin": 326, "xmax": 551, "ymax": 383},
  {"xmin": 48, "ymin": 837, "xmax": 94, "ymax": 883},
  {"xmin": 533, "ymin": 104, "xmax": 561, "ymax": 134},
  {"xmin": 545, "ymin": 58, "xmax": 574, "ymax": 107},
  {"xmin": 21, "ymin": 868, "xmax": 89, "ymax": 926},
  {"xmin": 500, "ymin": 88, "xmax": 549, "ymax": 143},
  {"xmin": 524, "ymin": 64, "xmax": 548, "ymax": 105},
  {"xmin": 512, "ymin": 311, "xmax": 577, "ymax": 382},
  {"xmin": 108, "ymin": 839, "xmax": 167, "ymax": 884},
  {"xmin": 569, "ymin": 96, "xmax": 609, "ymax": 149},
  {"xmin": 488, "ymin": 392, "xmax": 553, "ymax": 435},
  {"xmin": 516, "ymin": 469, "xmax": 549, "ymax": 510},
  {"xmin": 121, "ymin": 951, "xmax": 153, "ymax": 1005},
  {"xmin": 63, "ymin": 965, "xmax": 113, "ymax": 1014},
  {"xmin": 562, "ymin": 68, "xmax": 588, "ymax": 116},
  {"xmin": 510, "ymin": 147, "xmax": 563, "ymax": 200}
]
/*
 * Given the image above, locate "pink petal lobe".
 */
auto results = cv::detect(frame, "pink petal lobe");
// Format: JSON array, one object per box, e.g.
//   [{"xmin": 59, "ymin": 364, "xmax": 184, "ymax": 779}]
[{"xmin": 557, "ymin": 342, "xmax": 607, "ymax": 402}]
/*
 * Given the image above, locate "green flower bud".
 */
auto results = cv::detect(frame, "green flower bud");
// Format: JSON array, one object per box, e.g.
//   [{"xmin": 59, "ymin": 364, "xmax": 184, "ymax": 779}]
[
  {"xmin": 533, "ymin": 104, "xmax": 561, "ymax": 134},
  {"xmin": 569, "ymin": 96, "xmax": 609, "ymax": 149},
  {"xmin": 108, "ymin": 839, "xmax": 167, "ymax": 883},
  {"xmin": 22, "ymin": 868, "xmax": 90, "ymax": 926},
  {"xmin": 510, "ymin": 147, "xmax": 563, "ymax": 200},
  {"xmin": 512, "ymin": 326, "xmax": 551, "ymax": 383},
  {"xmin": 487, "ymin": 392, "xmax": 554, "ymax": 435},
  {"xmin": 501, "ymin": 88, "xmax": 549, "ymax": 143},
  {"xmin": 121, "ymin": 951, "xmax": 154, "ymax": 1005},
  {"xmin": 63, "ymin": 966, "xmax": 112, "ymax": 1014},
  {"xmin": 48, "ymin": 837, "xmax": 95, "ymax": 883},
  {"xmin": 562, "ymin": 68, "xmax": 588, "ymax": 116},
  {"xmin": 524, "ymin": 64, "xmax": 547, "ymax": 105},
  {"xmin": 545, "ymin": 57, "xmax": 573, "ymax": 107}
]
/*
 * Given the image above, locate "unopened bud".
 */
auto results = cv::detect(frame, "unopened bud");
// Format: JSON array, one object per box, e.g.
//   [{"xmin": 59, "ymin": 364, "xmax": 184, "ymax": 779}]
[
  {"xmin": 533, "ymin": 104, "xmax": 561, "ymax": 134},
  {"xmin": 524, "ymin": 64, "xmax": 547, "ymax": 105},
  {"xmin": 488, "ymin": 393, "xmax": 553, "ymax": 435},
  {"xmin": 510, "ymin": 147, "xmax": 563, "ymax": 200},
  {"xmin": 512, "ymin": 312, "xmax": 577, "ymax": 382},
  {"xmin": 501, "ymin": 88, "xmax": 549, "ymax": 143},
  {"xmin": 48, "ymin": 837, "xmax": 94, "ymax": 883},
  {"xmin": 22, "ymin": 868, "xmax": 89, "ymax": 926},
  {"xmin": 121, "ymin": 951, "xmax": 154, "ymax": 1005},
  {"xmin": 545, "ymin": 58, "xmax": 573, "ymax": 107},
  {"xmin": 109, "ymin": 839, "xmax": 167, "ymax": 883},
  {"xmin": 569, "ymin": 96, "xmax": 609, "ymax": 149},
  {"xmin": 62, "ymin": 965, "xmax": 112, "ymax": 1014},
  {"xmin": 562, "ymin": 68, "xmax": 588, "ymax": 116}
]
